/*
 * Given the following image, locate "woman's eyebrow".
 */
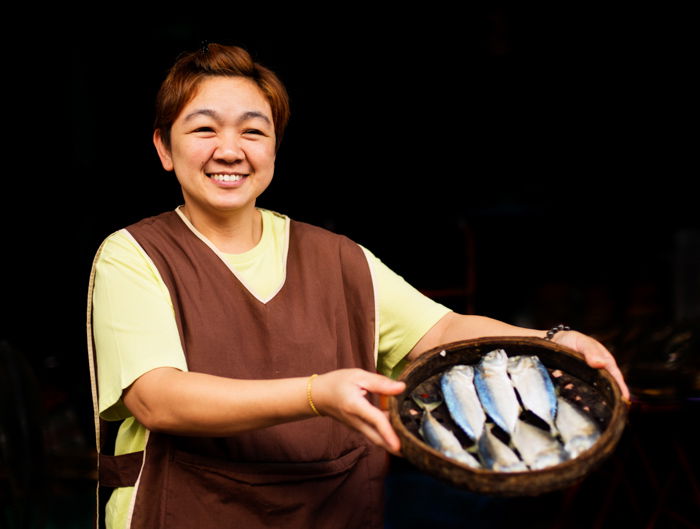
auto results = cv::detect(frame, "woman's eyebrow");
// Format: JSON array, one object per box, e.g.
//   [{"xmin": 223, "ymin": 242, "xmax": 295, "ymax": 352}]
[
  {"xmin": 182, "ymin": 109, "xmax": 271, "ymax": 125},
  {"xmin": 237, "ymin": 111, "xmax": 272, "ymax": 125},
  {"xmin": 183, "ymin": 108, "xmax": 221, "ymax": 123}
]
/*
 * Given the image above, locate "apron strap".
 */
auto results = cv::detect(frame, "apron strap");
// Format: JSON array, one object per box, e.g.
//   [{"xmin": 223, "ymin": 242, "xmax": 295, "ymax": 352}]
[
  {"xmin": 86, "ymin": 239, "xmax": 106, "ymax": 456},
  {"xmin": 86, "ymin": 239, "xmax": 106, "ymax": 528},
  {"xmin": 87, "ymin": 238, "xmax": 152, "ymax": 528}
]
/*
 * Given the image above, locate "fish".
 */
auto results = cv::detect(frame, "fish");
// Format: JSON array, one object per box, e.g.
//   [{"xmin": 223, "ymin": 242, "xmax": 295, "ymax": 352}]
[
  {"xmin": 478, "ymin": 423, "xmax": 528, "ymax": 472},
  {"xmin": 507, "ymin": 355, "xmax": 559, "ymax": 433},
  {"xmin": 441, "ymin": 365, "xmax": 486, "ymax": 441},
  {"xmin": 474, "ymin": 349, "xmax": 521, "ymax": 435},
  {"xmin": 419, "ymin": 409, "xmax": 482, "ymax": 469},
  {"xmin": 555, "ymin": 396, "xmax": 601, "ymax": 458},
  {"xmin": 511, "ymin": 419, "xmax": 568, "ymax": 470}
]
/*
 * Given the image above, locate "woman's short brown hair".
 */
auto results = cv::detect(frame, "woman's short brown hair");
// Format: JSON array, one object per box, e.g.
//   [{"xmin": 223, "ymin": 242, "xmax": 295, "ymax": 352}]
[{"xmin": 154, "ymin": 43, "xmax": 290, "ymax": 151}]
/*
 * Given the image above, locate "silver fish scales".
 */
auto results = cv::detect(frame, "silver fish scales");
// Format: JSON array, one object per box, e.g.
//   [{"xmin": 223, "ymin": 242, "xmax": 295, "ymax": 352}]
[
  {"xmin": 474, "ymin": 349, "xmax": 521, "ymax": 435},
  {"xmin": 478, "ymin": 423, "xmax": 528, "ymax": 472},
  {"xmin": 555, "ymin": 396, "xmax": 601, "ymax": 458},
  {"xmin": 507, "ymin": 355, "xmax": 559, "ymax": 433},
  {"xmin": 441, "ymin": 365, "xmax": 486, "ymax": 441},
  {"xmin": 419, "ymin": 409, "xmax": 482, "ymax": 469},
  {"xmin": 511, "ymin": 419, "xmax": 568, "ymax": 470}
]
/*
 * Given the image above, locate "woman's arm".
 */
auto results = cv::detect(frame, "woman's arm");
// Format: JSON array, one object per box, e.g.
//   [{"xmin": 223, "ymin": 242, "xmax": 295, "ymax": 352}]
[
  {"xmin": 123, "ymin": 366, "xmax": 405, "ymax": 454},
  {"xmin": 407, "ymin": 312, "xmax": 630, "ymax": 401}
]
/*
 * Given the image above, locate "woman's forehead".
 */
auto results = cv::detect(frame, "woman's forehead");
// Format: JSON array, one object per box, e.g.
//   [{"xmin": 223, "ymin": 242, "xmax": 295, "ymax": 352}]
[{"xmin": 180, "ymin": 76, "xmax": 272, "ymax": 120}]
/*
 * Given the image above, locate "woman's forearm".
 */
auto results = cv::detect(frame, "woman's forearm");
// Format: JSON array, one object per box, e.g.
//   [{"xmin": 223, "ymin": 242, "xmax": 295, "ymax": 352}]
[
  {"xmin": 408, "ymin": 313, "xmax": 544, "ymax": 361},
  {"xmin": 440, "ymin": 314, "xmax": 545, "ymax": 343},
  {"xmin": 122, "ymin": 366, "xmax": 407, "ymax": 453},
  {"xmin": 123, "ymin": 367, "xmax": 313, "ymax": 436}
]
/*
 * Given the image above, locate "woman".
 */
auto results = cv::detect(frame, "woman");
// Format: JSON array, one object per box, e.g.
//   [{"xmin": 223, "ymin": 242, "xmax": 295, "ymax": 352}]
[{"xmin": 87, "ymin": 43, "xmax": 629, "ymax": 528}]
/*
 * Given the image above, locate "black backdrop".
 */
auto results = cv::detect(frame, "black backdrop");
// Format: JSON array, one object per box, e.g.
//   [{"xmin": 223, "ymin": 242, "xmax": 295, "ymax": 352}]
[{"xmin": 0, "ymin": 7, "xmax": 695, "ymax": 524}]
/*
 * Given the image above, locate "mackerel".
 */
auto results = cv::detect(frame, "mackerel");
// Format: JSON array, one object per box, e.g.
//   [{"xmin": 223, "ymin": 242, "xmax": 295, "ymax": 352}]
[
  {"xmin": 441, "ymin": 365, "xmax": 486, "ymax": 441},
  {"xmin": 419, "ymin": 409, "xmax": 482, "ymax": 468},
  {"xmin": 555, "ymin": 396, "xmax": 601, "ymax": 458},
  {"xmin": 507, "ymin": 355, "xmax": 559, "ymax": 432},
  {"xmin": 511, "ymin": 419, "xmax": 568, "ymax": 470},
  {"xmin": 478, "ymin": 423, "xmax": 528, "ymax": 472},
  {"xmin": 474, "ymin": 349, "xmax": 521, "ymax": 435}
]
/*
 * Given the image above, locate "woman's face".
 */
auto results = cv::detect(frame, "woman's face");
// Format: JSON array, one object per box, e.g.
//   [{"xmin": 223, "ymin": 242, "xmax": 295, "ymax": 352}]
[{"xmin": 154, "ymin": 76, "xmax": 276, "ymax": 219}]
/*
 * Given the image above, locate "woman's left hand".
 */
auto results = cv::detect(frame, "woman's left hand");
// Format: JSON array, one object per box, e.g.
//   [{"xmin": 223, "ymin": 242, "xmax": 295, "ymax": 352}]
[{"xmin": 551, "ymin": 330, "xmax": 630, "ymax": 402}]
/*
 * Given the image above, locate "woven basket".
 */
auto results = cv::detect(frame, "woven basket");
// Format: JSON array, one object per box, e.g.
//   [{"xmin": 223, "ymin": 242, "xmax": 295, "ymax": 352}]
[{"xmin": 388, "ymin": 336, "xmax": 629, "ymax": 496}]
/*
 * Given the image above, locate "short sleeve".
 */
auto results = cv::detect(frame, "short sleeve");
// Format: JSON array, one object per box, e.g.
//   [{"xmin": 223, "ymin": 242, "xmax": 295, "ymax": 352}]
[
  {"xmin": 92, "ymin": 230, "xmax": 188, "ymax": 421},
  {"xmin": 361, "ymin": 247, "xmax": 452, "ymax": 378}
]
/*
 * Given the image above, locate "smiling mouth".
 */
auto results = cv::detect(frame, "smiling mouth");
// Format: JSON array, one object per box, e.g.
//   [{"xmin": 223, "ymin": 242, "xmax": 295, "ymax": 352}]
[{"xmin": 207, "ymin": 173, "xmax": 247, "ymax": 183}]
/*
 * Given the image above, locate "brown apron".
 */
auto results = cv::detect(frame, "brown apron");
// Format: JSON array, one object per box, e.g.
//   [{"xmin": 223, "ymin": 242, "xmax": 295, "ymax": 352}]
[{"xmin": 87, "ymin": 211, "xmax": 387, "ymax": 528}]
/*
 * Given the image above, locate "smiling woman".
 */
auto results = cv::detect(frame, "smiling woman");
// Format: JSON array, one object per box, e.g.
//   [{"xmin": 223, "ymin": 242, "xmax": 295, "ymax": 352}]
[
  {"xmin": 86, "ymin": 42, "xmax": 628, "ymax": 529},
  {"xmin": 153, "ymin": 77, "xmax": 278, "ymax": 252}
]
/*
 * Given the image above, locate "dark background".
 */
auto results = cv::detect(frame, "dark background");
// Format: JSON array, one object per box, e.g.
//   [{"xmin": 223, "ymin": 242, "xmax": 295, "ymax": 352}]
[{"xmin": 2, "ymin": 7, "xmax": 698, "ymax": 528}]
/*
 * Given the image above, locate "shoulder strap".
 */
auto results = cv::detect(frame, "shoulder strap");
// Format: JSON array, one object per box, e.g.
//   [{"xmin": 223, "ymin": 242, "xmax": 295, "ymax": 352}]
[{"xmin": 86, "ymin": 238, "xmax": 144, "ymax": 528}]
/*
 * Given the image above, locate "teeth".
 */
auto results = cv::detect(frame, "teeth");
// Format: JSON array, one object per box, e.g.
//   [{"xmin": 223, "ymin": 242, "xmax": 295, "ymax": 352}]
[{"xmin": 210, "ymin": 174, "xmax": 243, "ymax": 182}]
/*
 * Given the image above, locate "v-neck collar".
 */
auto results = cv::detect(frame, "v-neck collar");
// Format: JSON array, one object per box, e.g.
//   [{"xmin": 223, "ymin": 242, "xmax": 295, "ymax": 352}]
[{"xmin": 174, "ymin": 206, "xmax": 290, "ymax": 304}]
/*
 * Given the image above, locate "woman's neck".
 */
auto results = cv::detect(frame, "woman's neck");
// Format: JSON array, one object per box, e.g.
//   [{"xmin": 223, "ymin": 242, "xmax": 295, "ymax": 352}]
[{"xmin": 180, "ymin": 204, "xmax": 262, "ymax": 254}]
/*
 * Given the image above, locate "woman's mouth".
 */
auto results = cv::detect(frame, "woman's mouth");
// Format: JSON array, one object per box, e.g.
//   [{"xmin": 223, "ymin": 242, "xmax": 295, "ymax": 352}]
[{"xmin": 208, "ymin": 173, "xmax": 246, "ymax": 183}]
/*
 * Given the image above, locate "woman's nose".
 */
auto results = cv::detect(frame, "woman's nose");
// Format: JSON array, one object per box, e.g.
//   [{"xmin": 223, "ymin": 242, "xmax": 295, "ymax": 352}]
[{"xmin": 215, "ymin": 135, "xmax": 244, "ymax": 162}]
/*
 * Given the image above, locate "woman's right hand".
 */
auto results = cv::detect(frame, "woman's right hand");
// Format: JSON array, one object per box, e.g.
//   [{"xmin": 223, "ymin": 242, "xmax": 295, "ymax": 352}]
[{"xmin": 311, "ymin": 369, "xmax": 406, "ymax": 456}]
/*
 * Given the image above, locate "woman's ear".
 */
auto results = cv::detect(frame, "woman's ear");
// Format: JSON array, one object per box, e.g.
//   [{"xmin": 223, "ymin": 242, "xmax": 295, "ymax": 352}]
[{"xmin": 153, "ymin": 129, "xmax": 174, "ymax": 171}]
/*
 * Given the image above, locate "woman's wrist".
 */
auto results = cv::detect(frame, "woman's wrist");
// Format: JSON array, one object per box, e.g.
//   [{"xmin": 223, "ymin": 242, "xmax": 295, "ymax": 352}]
[
  {"xmin": 306, "ymin": 374, "xmax": 323, "ymax": 417},
  {"xmin": 544, "ymin": 324, "xmax": 572, "ymax": 341}
]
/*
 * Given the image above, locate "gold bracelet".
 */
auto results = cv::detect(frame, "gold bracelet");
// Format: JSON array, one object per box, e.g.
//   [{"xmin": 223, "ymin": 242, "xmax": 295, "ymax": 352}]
[{"xmin": 306, "ymin": 374, "xmax": 322, "ymax": 416}]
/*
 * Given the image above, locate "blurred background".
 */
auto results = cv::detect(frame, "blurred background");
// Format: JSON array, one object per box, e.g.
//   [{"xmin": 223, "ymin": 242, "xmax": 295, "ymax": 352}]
[{"xmin": 2, "ymin": 6, "xmax": 697, "ymax": 528}]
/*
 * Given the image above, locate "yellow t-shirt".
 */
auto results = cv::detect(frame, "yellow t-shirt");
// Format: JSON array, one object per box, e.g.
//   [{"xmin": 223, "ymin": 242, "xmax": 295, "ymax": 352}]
[{"xmin": 92, "ymin": 207, "xmax": 451, "ymax": 527}]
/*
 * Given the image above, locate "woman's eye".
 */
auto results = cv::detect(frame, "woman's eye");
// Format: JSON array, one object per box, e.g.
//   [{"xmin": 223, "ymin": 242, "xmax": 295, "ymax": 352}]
[
  {"xmin": 244, "ymin": 129, "xmax": 264, "ymax": 135},
  {"xmin": 194, "ymin": 127, "xmax": 214, "ymax": 133}
]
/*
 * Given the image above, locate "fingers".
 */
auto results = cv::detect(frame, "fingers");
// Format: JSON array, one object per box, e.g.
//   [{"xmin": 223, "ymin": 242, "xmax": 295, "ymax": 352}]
[
  {"xmin": 555, "ymin": 331, "xmax": 631, "ymax": 402},
  {"xmin": 343, "ymin": 373, "xmax": 404, "ymax": 454},
  {"xmin": 606, "ymin": 362, "xmax": 630, "ymax": 402},
  {"xmin": 348, "ymin": 400, "xmax": 403, "ymax": 455},
  {"xmin": 583, "ymin": 343, "xmax": 630, "ymax": 401},
  {"xmin": 586, "ymin": 348, "xmax": 630, "ymax": 401},
  {"xmin": 314, "ymin": 369, "xmax": 404, "ymax": 455},
  {"xmin": 359, "ymin": 372, "xmax": 406, "ymax": 396},
  {"xmin": 582, "ymin": 344, "xmax": 610, "ymax": 368},
  {"xmin": 349, "ymin": 372, "xmax": 405, "ymax": 452}
]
